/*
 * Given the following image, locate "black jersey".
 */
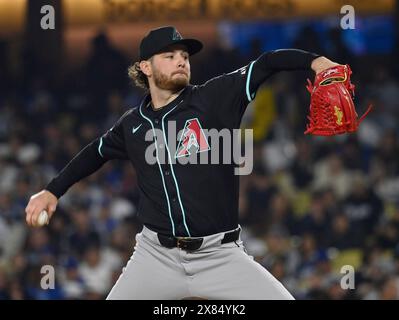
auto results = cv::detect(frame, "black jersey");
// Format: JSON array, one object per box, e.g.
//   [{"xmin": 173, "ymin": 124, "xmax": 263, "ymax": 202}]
[{"xmin": 46, "ymin": 49, "xmax": 319, "ymax": 237}]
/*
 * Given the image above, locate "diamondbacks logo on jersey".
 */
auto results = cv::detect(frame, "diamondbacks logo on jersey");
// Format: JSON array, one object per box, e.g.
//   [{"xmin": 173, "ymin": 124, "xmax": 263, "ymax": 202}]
[{"xmin": 175, "ymin": 118, "xmax": 210, "ymax": 158}]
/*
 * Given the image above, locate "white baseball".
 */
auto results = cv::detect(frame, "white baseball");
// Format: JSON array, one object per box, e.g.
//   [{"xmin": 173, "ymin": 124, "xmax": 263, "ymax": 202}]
[{"xmin": 37, "ymin": 210, "xmax": 49, "ymax": 226}]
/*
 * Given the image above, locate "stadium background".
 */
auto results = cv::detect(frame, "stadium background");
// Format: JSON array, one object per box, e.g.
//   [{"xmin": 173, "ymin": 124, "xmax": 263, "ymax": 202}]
[{"xmin": 0, "ymin": 0, "xmax": 398, "ymax": 299}]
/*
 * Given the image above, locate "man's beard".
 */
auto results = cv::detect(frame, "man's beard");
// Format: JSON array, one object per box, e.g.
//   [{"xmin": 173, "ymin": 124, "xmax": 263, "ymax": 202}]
[{"xmin": 152, "ymin": 68, "xmax": 190, "ymax": 92}]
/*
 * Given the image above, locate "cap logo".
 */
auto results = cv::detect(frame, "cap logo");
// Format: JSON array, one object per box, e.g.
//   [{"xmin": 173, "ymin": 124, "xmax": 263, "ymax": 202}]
[{"xmin": 172, "ymin": 30, "xmax": 182, "ymax": 40}]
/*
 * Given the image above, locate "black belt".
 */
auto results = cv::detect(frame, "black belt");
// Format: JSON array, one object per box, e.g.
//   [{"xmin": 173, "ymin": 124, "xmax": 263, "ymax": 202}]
[{"xmin": 157, "ymin": 228, "xmax": 240, "ymax": 251}]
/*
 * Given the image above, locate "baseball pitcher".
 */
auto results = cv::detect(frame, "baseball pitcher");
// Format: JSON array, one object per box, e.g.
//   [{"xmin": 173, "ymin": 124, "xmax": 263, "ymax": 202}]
[{"xmin": 25, "ymin": 26, "xmax": 366, "ymax": 299}]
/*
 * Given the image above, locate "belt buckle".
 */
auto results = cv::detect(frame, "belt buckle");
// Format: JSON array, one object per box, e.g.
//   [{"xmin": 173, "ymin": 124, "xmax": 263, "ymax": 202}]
[{"xmin": 176, "ymin": 237, "xmax": 189, "ymax": 250}]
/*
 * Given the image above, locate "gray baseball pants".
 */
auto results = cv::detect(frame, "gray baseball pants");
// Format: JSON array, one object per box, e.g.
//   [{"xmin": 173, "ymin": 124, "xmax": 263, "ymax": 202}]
[{"xmin": 106, "ymin": 226, "xmax": 294, "ymax": 300}]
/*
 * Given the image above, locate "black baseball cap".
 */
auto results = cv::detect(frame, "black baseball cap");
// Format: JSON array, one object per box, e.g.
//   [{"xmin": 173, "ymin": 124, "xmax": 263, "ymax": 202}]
[{"xmin": 139, "ymin": 26, "xmax": 203, "ymax": 61}]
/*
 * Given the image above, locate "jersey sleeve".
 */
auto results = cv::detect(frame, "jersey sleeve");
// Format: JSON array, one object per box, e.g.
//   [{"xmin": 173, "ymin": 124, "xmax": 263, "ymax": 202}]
[
  {"xmin": 198, "ymin": 66, "xmax": 250, "ymax": 128},
  {"xmin": 246, "ymin": 49, "xmax": 320, "ymax": 101},
  {"xmin": 97, "ymin": 112, "xmax": 129, "ymax": 160},
  {"xmin": 198, "ymin": 49, "xmax": 320, "ymax": 128},
  {"xmin": 46, "ymin": 111, "xmax": 130, "ymax": 198}
]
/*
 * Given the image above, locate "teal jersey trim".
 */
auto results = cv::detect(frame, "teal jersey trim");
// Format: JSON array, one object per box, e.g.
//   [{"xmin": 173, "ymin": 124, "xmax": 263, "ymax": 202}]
[
  {"xmin": 139, "ymin": 105, "xmax": 176, "ymax": 236},
  {"xmin": 162, "ymin": 101, "xmax": 191, "ymax": 237},
  {"xmin": 98, "ymin": 137, "xmax": 104, "ymax": 158},
  {"xmin": 246, "ymin": 61, "xmax": 256, "ymax": 102}
]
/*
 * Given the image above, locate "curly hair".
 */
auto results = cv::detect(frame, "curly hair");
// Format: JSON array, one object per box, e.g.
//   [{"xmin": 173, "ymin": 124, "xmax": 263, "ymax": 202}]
[{"xmin": 127, "ymin": 61, "xmax": 149, "ymax": 90}]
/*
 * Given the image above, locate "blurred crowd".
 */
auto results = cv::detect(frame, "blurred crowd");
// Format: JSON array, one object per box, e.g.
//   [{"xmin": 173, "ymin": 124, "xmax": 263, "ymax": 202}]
[{"xmin": 0, "ymin": 24, "xmax": 398, "ymax": 300}]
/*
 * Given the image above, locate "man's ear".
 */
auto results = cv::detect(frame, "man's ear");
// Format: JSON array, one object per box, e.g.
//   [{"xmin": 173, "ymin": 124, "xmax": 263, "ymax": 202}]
[{"xmin": 140, "ymin": 60, "xmax": 152, "ymax": 77}]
